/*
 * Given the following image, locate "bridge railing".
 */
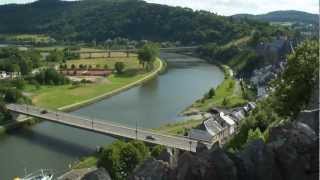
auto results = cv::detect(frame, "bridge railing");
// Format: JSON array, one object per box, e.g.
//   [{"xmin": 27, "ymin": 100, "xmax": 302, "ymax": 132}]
[{"xmin": 7, "ymin": 104, "xmax": 209, "ymax": 145}]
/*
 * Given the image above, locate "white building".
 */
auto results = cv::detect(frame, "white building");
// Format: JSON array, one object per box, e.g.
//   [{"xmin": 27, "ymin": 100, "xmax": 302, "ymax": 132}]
[
  {"xmin": 0, "ymin": 71, "xmax": 7, "ymax": 79},
  {"xmin": 219, "ymin": 112, "xmax": 236, "ymax": 135}
]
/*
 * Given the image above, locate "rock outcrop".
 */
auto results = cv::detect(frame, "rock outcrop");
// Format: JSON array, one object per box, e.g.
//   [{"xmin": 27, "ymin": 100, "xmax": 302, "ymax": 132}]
[
  {"xmin": 81, "ymin": 168, "xmax": 112, "ymax": 180},
  {"xmin": 132, "ymin": 120, "xmax": 318, "ymax": 180}
]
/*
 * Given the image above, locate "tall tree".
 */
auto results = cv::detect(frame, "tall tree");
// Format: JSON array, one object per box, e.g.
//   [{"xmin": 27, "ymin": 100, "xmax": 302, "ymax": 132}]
[{"xmin": 137, "ymin": 43, "xmax": 159, "ymax": 71}]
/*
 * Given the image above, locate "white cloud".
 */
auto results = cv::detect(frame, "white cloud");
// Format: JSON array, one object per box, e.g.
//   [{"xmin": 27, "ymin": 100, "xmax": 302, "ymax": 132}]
[{"xmin": 0, "ymin": 0, "xmax": 318, "ymax": 15}]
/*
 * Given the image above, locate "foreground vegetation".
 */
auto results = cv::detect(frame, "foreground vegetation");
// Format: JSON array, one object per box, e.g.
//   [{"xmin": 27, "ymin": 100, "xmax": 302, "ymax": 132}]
[
  {"xmin": 73, "ymin": 140, "xmax": 165, "ymax": 180},
  {"xmin": 226, "ymin": 40, "xmax": 319, "ymax": 150}
]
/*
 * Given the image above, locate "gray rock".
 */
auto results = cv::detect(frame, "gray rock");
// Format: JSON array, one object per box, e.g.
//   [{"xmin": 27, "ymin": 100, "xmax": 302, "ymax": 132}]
[
  {"xmin": 268, "ymin": 122, "xmax": 318, "ymax": 180},
  {"xmin": 235, "ymin": 140, "xmax": 281, "ymax": 180},
  {"xmin": 156, "ymin": 148, "xmax": 179, "ymax": 168},
  {"xmin": 130, "ymin": 158, "xmax": 171, "ymax": 180},
  {"xmin": 81, "ymin": 168, "xmax": 112, "ymax": 180}
]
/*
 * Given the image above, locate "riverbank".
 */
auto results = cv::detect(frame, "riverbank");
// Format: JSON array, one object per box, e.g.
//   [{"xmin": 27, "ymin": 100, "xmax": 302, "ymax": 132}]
[
  {"xmin": 58, "ymin": 58, "xmax": 164, "ymax": 111},
  {"xmin": 0, "ymin": 58, "xmax": 164, "ymax": 134},
  {"xmin": 30, "ymin": 58, "xmax": 163, "ymax": 111},
  {"xmin": 182, "ymin": 62, "xmax": 247, "ymax": 113}
]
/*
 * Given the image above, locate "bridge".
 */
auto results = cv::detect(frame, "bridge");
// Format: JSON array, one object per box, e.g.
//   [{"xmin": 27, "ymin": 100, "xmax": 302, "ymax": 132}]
[{"xmin": 7, "ymin": 104, "xmax": 211, "ymax": 152}]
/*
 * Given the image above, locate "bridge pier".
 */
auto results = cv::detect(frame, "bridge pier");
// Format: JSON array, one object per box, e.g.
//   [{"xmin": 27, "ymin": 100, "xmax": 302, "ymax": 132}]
[{"xmin": 9, "ymin": 111, "xmax": 29, "ymax": 122}]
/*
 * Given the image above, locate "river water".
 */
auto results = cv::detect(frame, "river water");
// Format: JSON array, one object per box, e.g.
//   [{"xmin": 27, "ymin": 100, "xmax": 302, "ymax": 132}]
[{"xmin": 0, "ymin": 53, "xmax": 224, "ymax": 179}]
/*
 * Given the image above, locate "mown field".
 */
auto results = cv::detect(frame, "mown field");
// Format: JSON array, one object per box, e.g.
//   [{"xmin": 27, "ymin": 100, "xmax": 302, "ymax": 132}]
[
  {"xmin": 27, "ymin": 58, "xmax": 161, "ymax": 109},
  {"xmin": 66, "ymin": 56, "xmax": 140, "ymax": 70}
]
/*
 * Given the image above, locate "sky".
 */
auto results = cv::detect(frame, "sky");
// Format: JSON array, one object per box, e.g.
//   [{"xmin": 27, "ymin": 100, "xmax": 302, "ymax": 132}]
[{"xmin": 0, "ymin": 0, "xmax": 318, "ymax": 16}]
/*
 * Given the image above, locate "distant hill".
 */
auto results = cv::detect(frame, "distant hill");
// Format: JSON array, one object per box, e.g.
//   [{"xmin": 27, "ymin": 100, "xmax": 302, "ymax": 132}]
[
  {"xmin": 232, "ymin": 10, "xmax": 318, "ymax": 25},
  {"xmin": 0, "ymin": 0, "xmax": 264, "ymax": 44}
]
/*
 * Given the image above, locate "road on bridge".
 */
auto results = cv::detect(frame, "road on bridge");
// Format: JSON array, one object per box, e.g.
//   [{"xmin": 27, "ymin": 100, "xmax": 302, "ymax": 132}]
[{"xmin": 7, "ymin": 104, "xmax": 209, "ymax": 152}]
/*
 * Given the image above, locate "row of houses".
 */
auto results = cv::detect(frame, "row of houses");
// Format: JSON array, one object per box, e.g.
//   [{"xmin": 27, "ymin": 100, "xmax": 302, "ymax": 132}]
[
  {"xmin": 188, "ymin": 102, "xmax": 256, "ymax": 145},
  {"xmin": 0, "ymin": 71, "xmax": 21, "ymax": 80}
]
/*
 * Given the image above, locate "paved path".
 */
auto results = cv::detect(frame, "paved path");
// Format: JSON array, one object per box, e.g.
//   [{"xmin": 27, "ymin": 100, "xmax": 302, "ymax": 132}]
[{"xmin": 7, "ymin": 104, "xmax": 210, "ymax": 152}]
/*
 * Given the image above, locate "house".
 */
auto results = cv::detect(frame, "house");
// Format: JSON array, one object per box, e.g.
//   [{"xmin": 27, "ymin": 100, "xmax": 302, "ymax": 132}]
[
  {"xmin": 188, "ymin": 129, "xmax": 214, "ymax": 143},
  {"xmin": 219, "ymin": 112, "xmax": 236, "ymax": 135},
  {"xmin": 0, "ymin": 71, "xmax": 7, "ymax": 79},
  {"xmin": 8, "ymin": 72, "xmax": 21, "ymax": 79},
  {"xmin": 230, "ymin": 108, "xmax": 246, "ymax": 123},
  {"xmin": 203, "ymin": 118, "xmax": 223, "ymax": 136},
  {"xmin": 0, "ymin": 71, "xmax": 20, "ymax": 79}
]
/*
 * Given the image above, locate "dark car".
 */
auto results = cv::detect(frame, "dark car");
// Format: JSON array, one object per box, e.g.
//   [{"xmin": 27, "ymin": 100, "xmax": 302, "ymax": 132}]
[
  {"xmin": 41, "ymin": 110, "xmax": 48, "ymax": 114},
  {"xmin": 146, "ymin": 135, "xmax": 156, "ymax": 141}
]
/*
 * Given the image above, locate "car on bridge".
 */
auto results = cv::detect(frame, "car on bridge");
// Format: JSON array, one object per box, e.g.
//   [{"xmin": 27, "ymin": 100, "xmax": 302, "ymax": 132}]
[
  {"xmin": 41, "ymin": 110, "xmax": 48, "ymax": 114},
  {"xmin": 146, "ymin": 135, "xmax": 156, "ymax": 141}
]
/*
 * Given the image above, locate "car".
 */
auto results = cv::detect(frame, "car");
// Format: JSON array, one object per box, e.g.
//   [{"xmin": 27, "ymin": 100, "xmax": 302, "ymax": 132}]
[
  {"xmin": 145, "ymin": 135, "xmax": 156, "ymax": 141},
  {"xmin": 40, "ymin": 110, "xmax": 48, "ymax": 114}
]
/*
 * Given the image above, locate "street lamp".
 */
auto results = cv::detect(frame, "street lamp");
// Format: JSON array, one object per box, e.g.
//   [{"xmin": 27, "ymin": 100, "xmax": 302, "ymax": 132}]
[{"xmin": 135, "ymin": 120, "xmax": 138, "ymax": 140}]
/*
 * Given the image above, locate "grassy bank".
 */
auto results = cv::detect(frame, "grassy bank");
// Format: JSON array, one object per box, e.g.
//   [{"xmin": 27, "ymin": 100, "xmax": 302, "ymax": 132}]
[
  {"xmin": 188, "ymin": 65, "xmax": 247, "ymax": 111},
  {"xmin": 27, "ymin": 58, "xmax": 162, "ymax": 110},
  {"xmin": 154, "ymin": 119, "xmax": 202, "ymax": 135}
]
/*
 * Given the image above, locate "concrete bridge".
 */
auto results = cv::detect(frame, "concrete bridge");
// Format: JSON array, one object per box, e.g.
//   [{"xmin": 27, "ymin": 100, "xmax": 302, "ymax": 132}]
[{"xmin": 7, "ymin": 104, "xmax": 211, "ymax": 152}]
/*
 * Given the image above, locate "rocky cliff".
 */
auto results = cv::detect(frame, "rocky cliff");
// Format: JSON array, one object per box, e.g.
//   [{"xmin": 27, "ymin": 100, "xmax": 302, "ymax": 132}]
[{"xmin": 131, "ymin": 113, "xmax": 319, "ymax": 180}]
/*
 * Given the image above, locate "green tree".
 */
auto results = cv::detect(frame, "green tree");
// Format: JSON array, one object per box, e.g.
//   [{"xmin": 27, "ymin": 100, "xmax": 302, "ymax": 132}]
[
  {"xmin": 137, "ymin": 43, "xmax": 159, "ymax": 71},
  {"xmin": 114, "ymin": 62, "xmax": 125, "ymax": 74},
  {"xmin": 208, "ymin": 88, "xmax": 215, "ymax": 98},
  {"xmin": 46, "ymin": 49, "xmax": 64, "ymax": 62},
  {"xmin": 151, "ymin": 145, "xmax": 165, "ymax": 158},
  {"xmin": 246, "ymin": 128, "xmax": 264, "ymax": 144},
  {"xmin": 272, "ymin": 40, "xmax": 319, "ymax": 117},
  {"xmin": 98, "ymin": 140, "xmax": 149, "ymax": 180},
  {"xmin": 222, "ymin": 97, "xmax": 229, "ymax": 106}
]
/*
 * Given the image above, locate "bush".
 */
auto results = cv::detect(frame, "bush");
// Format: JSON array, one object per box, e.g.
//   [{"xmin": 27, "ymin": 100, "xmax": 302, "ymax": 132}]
[
  {"xmin": 151, "ymin": 145, "xmax": 165, "ymax": 158},
  {"xmin": 97, "ymin": 140, "xmax": 150, "ymax": 180},
  {"xmin": 114, "ymin": 62, "xmax": 125, "ymax": 74},
  {"xmin": 208, "ymin": 88, "xmax": 215, "ymax": 98},
  {"xmin": 34, "ymin": 68, "xmax": 69, "ymax": 85}
]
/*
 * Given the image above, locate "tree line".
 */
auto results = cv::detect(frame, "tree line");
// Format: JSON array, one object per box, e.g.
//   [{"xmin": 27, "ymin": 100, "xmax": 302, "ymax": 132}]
[{"xmin": 0, "ymin": 0, "xmax": 270, "ymax": 45}]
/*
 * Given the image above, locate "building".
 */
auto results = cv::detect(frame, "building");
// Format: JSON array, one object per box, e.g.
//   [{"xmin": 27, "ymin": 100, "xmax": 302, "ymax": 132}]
[
  {"xmin": 188, "ymin": 129, "xmax": 214, "ymax": 143},
  {"xmin": 0, "ymin": 71, "xmax": 20, "ymax": 79},
  {"xmin": 0, "ymin": 71, "xmax": 7, "ymax": 79},
  {"xmin": 219, "ymin": 112, "xmax": 236, "ymax": 135},
  {"xmin": 61, "ymin": 69, "xmax": 112, "ymax": 77}
]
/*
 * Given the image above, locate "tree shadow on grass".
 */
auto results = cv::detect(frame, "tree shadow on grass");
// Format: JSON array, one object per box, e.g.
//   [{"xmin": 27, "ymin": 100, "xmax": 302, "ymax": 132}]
[{"xmin": 113, "ymin": 68, "xmax": 145, "ymax": 78}]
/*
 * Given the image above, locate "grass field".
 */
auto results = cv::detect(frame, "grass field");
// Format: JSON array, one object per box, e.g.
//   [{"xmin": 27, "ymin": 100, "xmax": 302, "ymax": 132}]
[
  {"xmin": 73, "ymin": 155, "xmax": 99, "ymax": 169},
  {"xmin": 28, "ymin": 58, "xmax": 161, "ymax": 109},
  {"xmin": 154, "ymin": 119, "xmax": 202, "ymax": 135},
  {"xmin": 66, "ymin": 56, "xmax": 140, "ymax": 70},
  {"xmin": 190, "ymin": 66, "xmax": 247, "ymax": 111}
]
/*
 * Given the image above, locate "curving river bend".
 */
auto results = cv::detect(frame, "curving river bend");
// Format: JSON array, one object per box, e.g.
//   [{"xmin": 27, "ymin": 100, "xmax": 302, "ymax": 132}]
[{"xmin": 0, "ymin": 53, "xmax": 224, "ymax": 179}]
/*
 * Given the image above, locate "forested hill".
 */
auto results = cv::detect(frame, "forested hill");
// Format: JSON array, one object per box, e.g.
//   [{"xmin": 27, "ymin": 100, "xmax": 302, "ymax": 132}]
[
  {"xmin": 0, "ymin": 0, "xmax": 261, "ymax": 44},
  {"xmin": 232, "ymin": 10, "xmax": 318, "ymax": 24}
]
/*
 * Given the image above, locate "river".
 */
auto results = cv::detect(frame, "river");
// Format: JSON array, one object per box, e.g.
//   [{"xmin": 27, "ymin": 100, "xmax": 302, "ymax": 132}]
[{"xmin": 0, "ymin": 53, "xmax": 224, "ymax": 179}]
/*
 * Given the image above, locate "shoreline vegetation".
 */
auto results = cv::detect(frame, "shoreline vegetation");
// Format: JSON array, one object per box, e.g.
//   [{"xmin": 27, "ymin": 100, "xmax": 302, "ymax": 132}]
[{"xmin": 182, "ymin": 62, "xmax": 247, "ymax": 114}]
